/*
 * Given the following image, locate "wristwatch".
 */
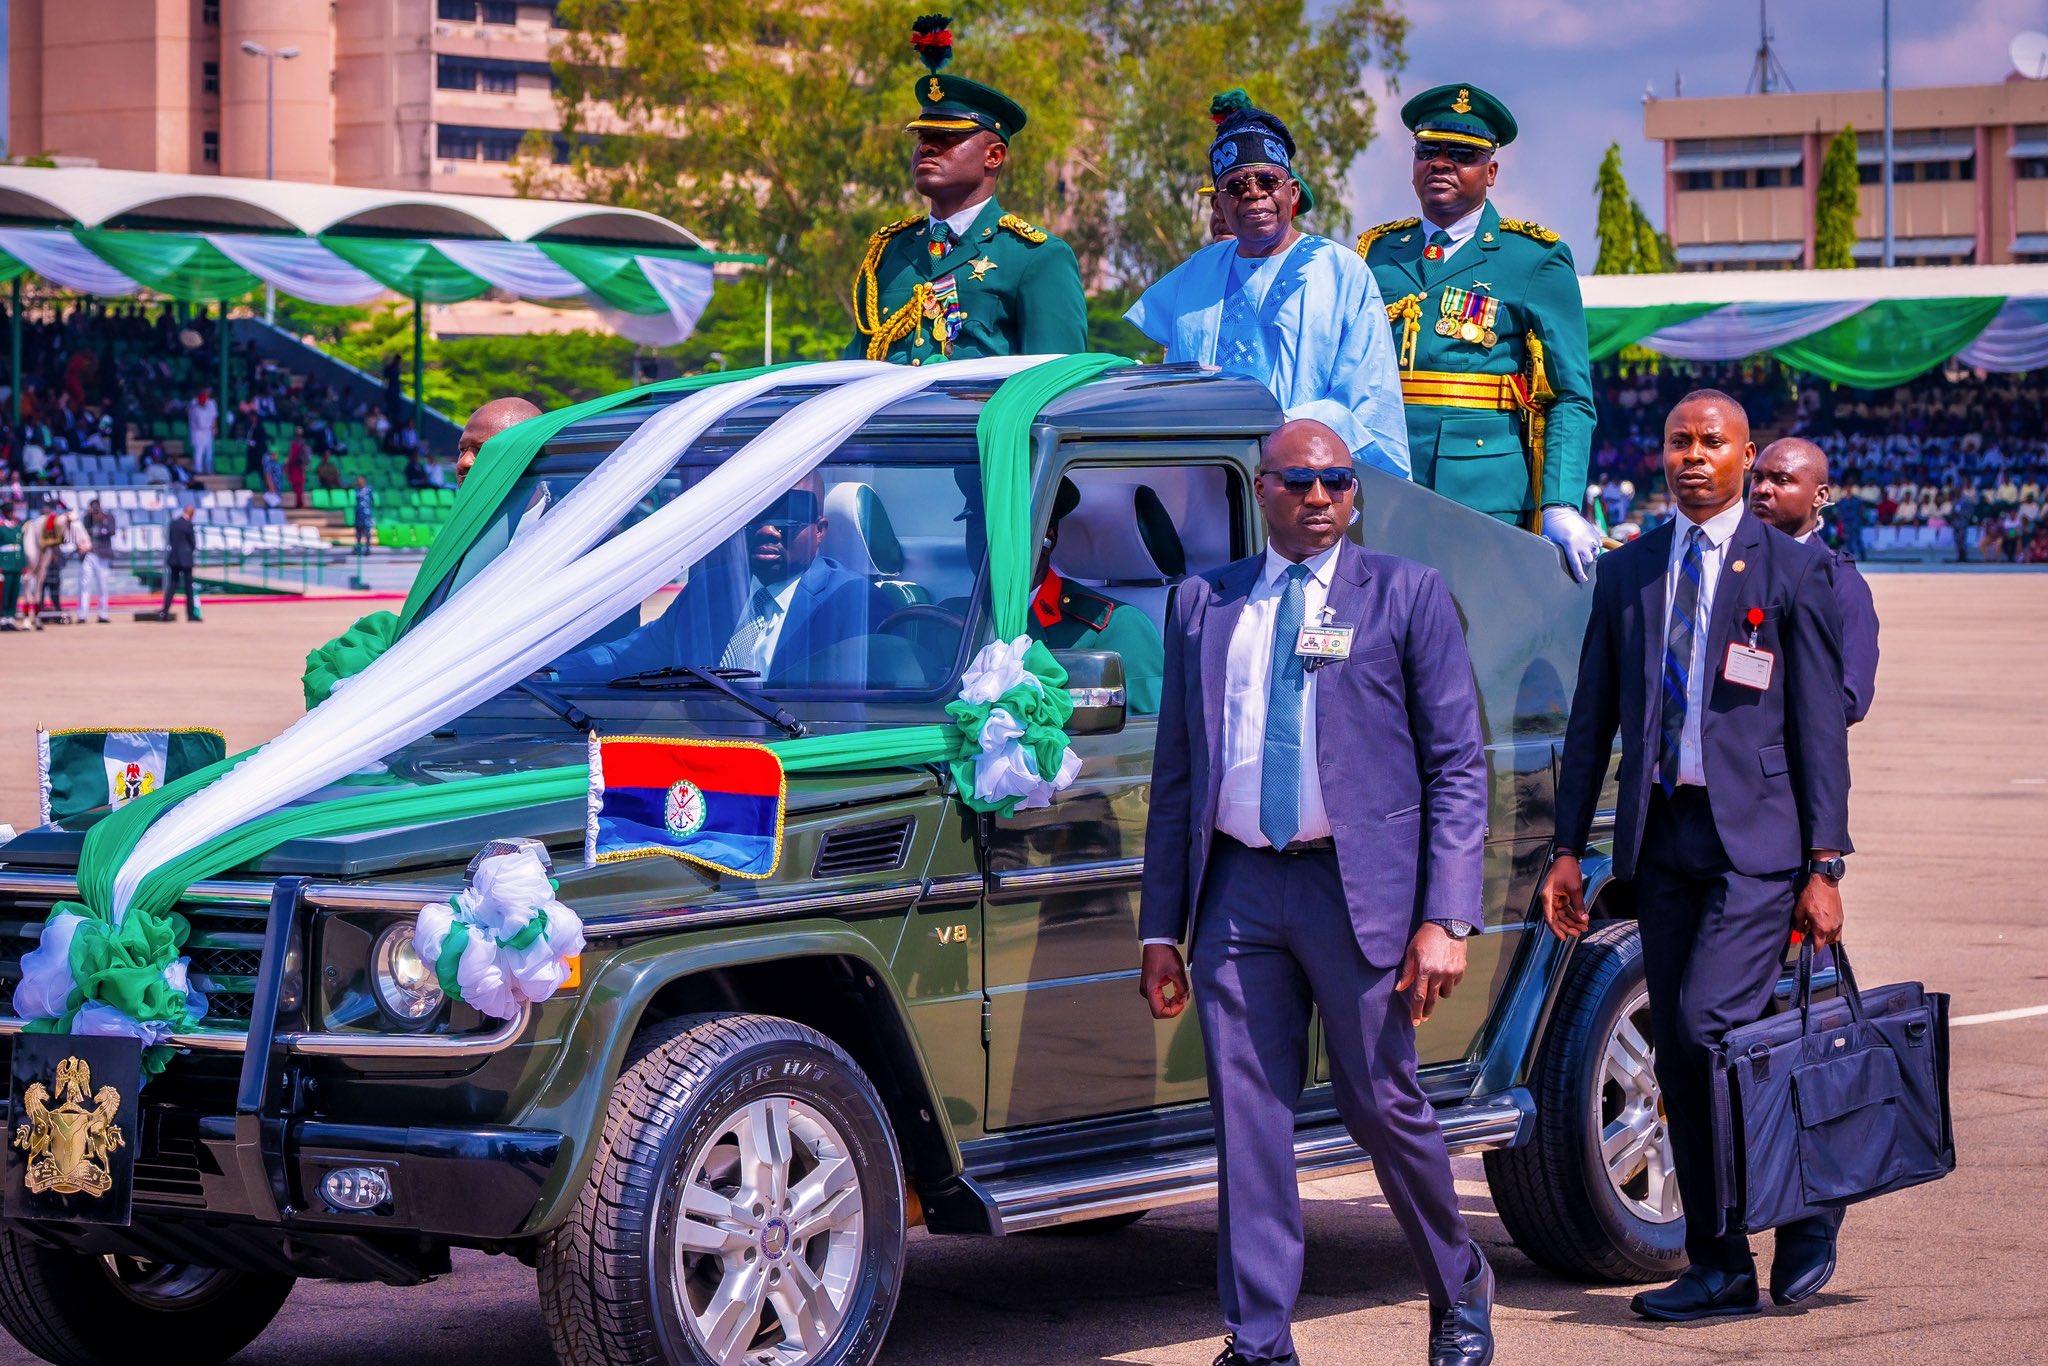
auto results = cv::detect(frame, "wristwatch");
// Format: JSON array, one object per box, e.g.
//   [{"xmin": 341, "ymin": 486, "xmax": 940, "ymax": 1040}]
[
  {"xmin": 1428, "ymin": 918, "xmax": 1475, "ymax": 940},
  {"xmin": 1805, "ymin": 856, "xmax": 1847, "ymax": 881}
]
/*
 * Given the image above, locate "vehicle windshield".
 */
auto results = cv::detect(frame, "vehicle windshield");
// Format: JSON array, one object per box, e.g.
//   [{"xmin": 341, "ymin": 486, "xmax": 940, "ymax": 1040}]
[{"xmin": 435, "ymin": 436, "xmax": 987, "ymax": 696}]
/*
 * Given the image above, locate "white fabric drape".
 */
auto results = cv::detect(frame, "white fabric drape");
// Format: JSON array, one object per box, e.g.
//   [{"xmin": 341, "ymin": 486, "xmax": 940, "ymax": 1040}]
[
  {"xmin": 0, "ymin": 228, "xmax": 138, "ymax": 295},
  {"xmin": 1637, "ymin": 301, "xmax": 1871, "ymax": 360},
  {"xmin": 431, "ymin": 239, "xmax": 586, "ymax": 300},
  {"xmin": 1954, "ymin": 298, "xmax": 2048, "ymax": 372},
  {"xmin": 607, "ymin": 255, "xmax": 718, "ymax": 346},
  {"xmin": 204, "ymin": 234, "xmax": 387, "ymax": 306},
  {"xmin": 112, "ymin": 358, "xmax": 1051, "ymax": 917}
]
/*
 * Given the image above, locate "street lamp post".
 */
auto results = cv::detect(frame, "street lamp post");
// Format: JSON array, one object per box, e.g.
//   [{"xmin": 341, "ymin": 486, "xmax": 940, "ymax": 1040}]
[{"xmin": 239, "ymin": 41, "xmax": 300, "ymax": 321}]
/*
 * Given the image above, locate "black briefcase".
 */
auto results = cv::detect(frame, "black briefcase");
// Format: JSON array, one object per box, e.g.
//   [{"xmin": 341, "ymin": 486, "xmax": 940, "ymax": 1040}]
[{"xmin": 1710, "ymin": 943, "xmax": 1955, "ymax": 1236}]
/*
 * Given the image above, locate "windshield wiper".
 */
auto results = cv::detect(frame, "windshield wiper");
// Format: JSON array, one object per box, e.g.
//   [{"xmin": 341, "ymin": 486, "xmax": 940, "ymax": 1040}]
[
  {"xmin": 512, "ymin": 676, "xmax": 592, "ymax": 732},
  {"xmin": 607, "ymin": 666, "xmax": 808, "ymax": 739}
]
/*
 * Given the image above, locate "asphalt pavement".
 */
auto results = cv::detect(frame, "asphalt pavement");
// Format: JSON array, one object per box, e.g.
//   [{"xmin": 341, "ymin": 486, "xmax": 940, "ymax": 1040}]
[{"xmin": 0, "ymin": 572, "xmax": 2042, "ymax": 1364}]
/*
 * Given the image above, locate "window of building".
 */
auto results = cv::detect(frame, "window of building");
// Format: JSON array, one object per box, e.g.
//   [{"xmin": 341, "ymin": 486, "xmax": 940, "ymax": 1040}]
[
  {"xmin": 482, "ymin": 0, "xmax": 520, "ymax": 22},
  {"xmin": 1756, "ymin": 166, "xmax": 1784, "ymax": 188},
  {"xmin": 437, "ymin": 125, "xmax": 481, "ymax": 160},
  {"xmin": 202, "ymin": 130, "xmax": 220, "ymax": 164},
  {"xmin": 438, "ymin": 123, "xmax": 530, "ymax": 162},
  {"xmin": 202, "ymin": 61, "xmax": 219, "ymax": 95},
  {"xmin": 439, "ymin": 57, "xmax": 526, "ymax": 93},
  {"xmin": 438, "ymin": 58, "xmax": 477, "ymax": 90},
  {"xmin": 1719, "ymin": 168, "xmax": 1750, "ymax": 190},
  {"xmin": 2020, "ymin": 157, "xmax": 2048, "ymax": 179},
  {"xmin": 1789, "ymin": 162, "xmax": 1804, "ymax": 187},
  {"xmin": 1858, "ymin": 162, "xmax": 1879, "ymax": 185},
  {"xmin": 438, "ymin": 0, "xmax": 479, "ymax": 19},
  {"xmin": 1923, "ymin": 159, "xmax": 1952, "ymax": 182},
  {"xmin": 1685, "ymin": 170, "xmax": 1714, "ymax": 191},
  {"xmin": 201, "ymin": 0, "xmax": 219, "ymax": 24}
]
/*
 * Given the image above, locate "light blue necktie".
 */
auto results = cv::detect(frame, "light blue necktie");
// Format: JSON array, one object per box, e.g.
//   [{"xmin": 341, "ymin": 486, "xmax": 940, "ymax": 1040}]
[
  {"xmin": 1259, "ymin": 563, "xmax": 1312, "ymax": 849},
  {"xmin": 1659, "ymin": 526, "xmax": 1704, "ymax": 794}
]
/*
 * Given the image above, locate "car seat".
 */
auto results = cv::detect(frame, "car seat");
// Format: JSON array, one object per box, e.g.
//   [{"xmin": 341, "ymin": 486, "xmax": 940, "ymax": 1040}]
[
  {"xmin": 821, "ymin": 482, "xmax": 929, "ymax": 609},
  {"xmin": 1050, "ymin": 482, "xmax": 1188, "ymax": 634}
]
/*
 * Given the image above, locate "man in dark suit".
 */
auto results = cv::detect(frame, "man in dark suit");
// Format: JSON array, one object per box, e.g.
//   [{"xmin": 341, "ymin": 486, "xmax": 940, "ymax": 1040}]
[
  {"xmin": 551, "ymin": 473, "xmax": 895, "ymax": 684},
  {"xmin": 1139, "ymin": 418, "xmax": 1495, "ymax": 1366},
  {"xmin": 161, "ymin": 504, "xmax": 201, "ymax": 623},
  {"xmin": 1542, "ymin": 390, "xmax": 1852, "ymax": 1321},
  {"xmin": 1750, "ymin": 437, "xmax": 1879, "ymax": 725}
]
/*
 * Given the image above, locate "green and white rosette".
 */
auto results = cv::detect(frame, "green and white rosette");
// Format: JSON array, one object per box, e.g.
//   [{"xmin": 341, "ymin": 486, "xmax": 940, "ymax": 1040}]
[
  {"xmin": 946, "ymin": 635, "xmax": 1080, "ymax": 814},
  {"xmin": 412, "ymin": 844, "xmax": 585, "ymax": 1022}
]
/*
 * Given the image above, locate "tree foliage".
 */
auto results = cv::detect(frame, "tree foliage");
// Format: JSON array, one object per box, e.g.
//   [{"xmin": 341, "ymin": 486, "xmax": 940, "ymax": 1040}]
[
  {"xmin": 1631, "ymin": 199, "xmax": 1677, "ymax": 273},
  {"xmin": 1815, "ymin": 125, "xmax": 1859, "ymax": 270},
  {"xmin": 530, "ymin": 0, "xmax": 1407, "ymax": 343},
  {"xmin": 1592, "ymin": 143, "xmax": 1636, "ymax": 275}
]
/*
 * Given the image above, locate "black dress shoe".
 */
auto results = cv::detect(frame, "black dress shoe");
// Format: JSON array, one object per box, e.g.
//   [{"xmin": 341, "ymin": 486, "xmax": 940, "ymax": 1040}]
[
  {"xmin": 1211, "ymin": 1336, "xmax": 1296, "ymax": 1366},
  {"xmin": 1429, "ymin": 1247, "xmax": 1495, "ymax": 1365},
  {"xmin": 1771, "ymin": 1211, "xmax": 1844, "ymax": 1305},
  {"xmin": 1630, "ymin": 1264, "xmax": 1761, "ymax": 1322}
]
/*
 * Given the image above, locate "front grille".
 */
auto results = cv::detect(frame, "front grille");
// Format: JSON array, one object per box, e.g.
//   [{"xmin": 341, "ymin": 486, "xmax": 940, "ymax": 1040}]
[
  {"xmin": 0, "ymin": 900, "xmax": 265, "ymax": 1030},
  {"xmin": 134, "ymin": 1121, "xmax": 206, "ymax": 1206}
]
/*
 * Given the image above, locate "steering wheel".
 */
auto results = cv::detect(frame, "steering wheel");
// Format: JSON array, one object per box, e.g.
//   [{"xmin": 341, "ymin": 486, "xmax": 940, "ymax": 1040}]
[{"xmin": 878, "ymin": 604, "xmax": 967, "ymax": 640}]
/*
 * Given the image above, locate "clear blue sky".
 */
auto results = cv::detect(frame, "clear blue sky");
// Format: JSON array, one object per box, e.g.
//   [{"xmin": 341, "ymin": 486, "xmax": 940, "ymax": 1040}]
[{"xmin": 1340, "ymin": 0, "xmax": 2048, "ymax": 259}]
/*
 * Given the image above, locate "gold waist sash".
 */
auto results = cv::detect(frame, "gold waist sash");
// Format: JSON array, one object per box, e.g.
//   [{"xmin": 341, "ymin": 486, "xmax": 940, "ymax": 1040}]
[{"xmin": 1399, "ymin": 370, "xmax": 1528, "ymax": 412}]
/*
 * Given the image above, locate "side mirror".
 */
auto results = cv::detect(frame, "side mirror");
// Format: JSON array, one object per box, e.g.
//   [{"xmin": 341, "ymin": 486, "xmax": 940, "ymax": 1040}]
[{"xmin": 1050, "ymin": 649, "xmax": 1127, "ymax": 737}]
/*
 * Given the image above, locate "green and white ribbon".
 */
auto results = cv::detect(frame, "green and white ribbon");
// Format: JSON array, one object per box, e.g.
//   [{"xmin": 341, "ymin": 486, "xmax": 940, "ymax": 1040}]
[{"xmin": 413, "ymin": 846, "xmax": 584, "ymax": 1021}]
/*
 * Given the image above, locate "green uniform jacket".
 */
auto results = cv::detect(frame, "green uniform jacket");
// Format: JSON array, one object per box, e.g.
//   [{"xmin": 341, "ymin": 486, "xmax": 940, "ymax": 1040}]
[
  {"xmin": 847, "ymin": 198, "xmax": 1088, "ymax": 365},
  {"xmin": 1026, "ymin": 574, "xmax": 1164, "ymax": 716},
  {"xmin": 1359, "ymin": 201, "xmax": 1594, "ymax": 524}
]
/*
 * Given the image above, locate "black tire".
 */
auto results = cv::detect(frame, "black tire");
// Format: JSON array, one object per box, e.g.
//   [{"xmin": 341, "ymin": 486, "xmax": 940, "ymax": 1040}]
[
  {"xmin": 1485, "ymin": 921, "xmax": 1685, "ymax": 1283},
  {"xmin": 539, "ymin": 1013, "xmax": 906, "ymax": 1366},
  {"xmin": 0, "ymin": 1231, "xmax": 292, "ymax": 1366}
]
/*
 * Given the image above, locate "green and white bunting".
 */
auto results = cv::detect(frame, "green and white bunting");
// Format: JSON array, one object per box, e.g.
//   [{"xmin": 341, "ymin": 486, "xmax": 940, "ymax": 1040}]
[{"xmin": 37, "ymin": 728, "xmax": 227, "ymax": 829}]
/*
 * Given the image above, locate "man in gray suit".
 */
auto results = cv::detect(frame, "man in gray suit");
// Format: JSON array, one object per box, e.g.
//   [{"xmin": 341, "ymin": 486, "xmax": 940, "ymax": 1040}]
[{"xmin": 1138, "ymin": 418, "xmax": 1494, "ymax": 1366}]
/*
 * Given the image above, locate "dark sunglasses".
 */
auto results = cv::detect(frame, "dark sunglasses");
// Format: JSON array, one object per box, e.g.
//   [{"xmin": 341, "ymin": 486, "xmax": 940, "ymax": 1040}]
[
  {"xmin": 1218, "ymin": 170, "xmax": 1288, "ymax": 199},
  {"xmin": 1413, "ymin": 142, "xmax": 1489, "ymax": 167},
  {"xmin": 1261, "ymin": 465, "xmax": 1357, "ymax": 494},
  {"xmin": 757, "ymin": 491, "xmax": 822, "ymax": 526}
]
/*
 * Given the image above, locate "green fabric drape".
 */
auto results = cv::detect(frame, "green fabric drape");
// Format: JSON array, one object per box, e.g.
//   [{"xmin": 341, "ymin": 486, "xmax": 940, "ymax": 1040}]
[
  {"xmin": 74, "ymin": 230, "xmax": 260, "ymax": 302},
  {"xmin": 303, "ymin": 610, "xmax": 401, "ymax": 708},
  {"xmin": 1585, "ymin": 303, "xmax": 1719, "ymax": 362},
  {"xmin": 0, "ymin": 257, "xmax": 27, "ymax": 286},
  {"xmin": 538, "ymin": 242, "xmax": 666, "ymax": 314},
  {"xmin": 319, "ymin": 236, "xmax": 491, "ymax": 304},
  {"xmin": 1769, "ymin": 297, "xmax": 2010, "ymax": 387}
]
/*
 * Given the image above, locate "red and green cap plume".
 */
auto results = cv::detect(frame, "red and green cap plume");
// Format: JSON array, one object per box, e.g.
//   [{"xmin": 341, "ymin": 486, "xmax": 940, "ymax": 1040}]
[{"xmin": 904, "ymin": 13, "xmax": 1028, "ymax": 142}]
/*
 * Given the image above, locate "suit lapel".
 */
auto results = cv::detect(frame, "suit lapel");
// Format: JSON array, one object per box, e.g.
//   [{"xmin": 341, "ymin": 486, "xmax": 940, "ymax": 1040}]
[
  {"xmin": 770, "ymin": 562, "xmax": 831, "ymax": 669},
  {"xmin": 932, "ymin": 198, "xmax": 1001, "ymax": 279},
  {"xmin": 1316, "ymin": 541, "xmax": 1372, "ymax": 733},
  {"xmin": 1201, "ymin": 558, "xmax": 1261, "ymax": 757},
  {"xmin": 1386, "ymin": 223, "xmax": 1428, "ymax": 295},
  {"xmin": 1704, "ymin": 511, "xmax": 1766, "ymax": 685},
  {"xmin": 1638, "ymin": 522, "xmax": 1673, "ymax": 727}
]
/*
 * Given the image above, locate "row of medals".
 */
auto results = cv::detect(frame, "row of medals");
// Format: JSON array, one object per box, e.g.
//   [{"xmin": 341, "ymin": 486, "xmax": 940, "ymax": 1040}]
[{"xmin": 1435, "ymin": 285, "xmax": 1498, "ymax": 349}]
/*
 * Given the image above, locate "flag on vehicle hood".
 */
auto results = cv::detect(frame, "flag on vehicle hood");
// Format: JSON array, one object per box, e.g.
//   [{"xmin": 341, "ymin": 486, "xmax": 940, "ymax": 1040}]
[
  {"xmin": 37, "ymin": 727, "xmax": 227, "ymax": 828},
  {"xmin": 585, "ymin": 735, "xmax": 786, "ymax": 879}
]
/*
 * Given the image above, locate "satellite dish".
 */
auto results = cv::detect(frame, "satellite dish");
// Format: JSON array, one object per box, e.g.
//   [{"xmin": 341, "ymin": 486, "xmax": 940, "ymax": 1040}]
[{"xmin": 2012, "ymin": 31, "xmax": 2048, "ymax": 79}]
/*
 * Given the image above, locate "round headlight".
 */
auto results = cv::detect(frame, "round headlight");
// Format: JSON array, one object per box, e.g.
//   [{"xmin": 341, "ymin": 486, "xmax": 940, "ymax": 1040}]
[{"xmin": 371, "ymin": 923, "xmax": 445, "ymax": 1023}]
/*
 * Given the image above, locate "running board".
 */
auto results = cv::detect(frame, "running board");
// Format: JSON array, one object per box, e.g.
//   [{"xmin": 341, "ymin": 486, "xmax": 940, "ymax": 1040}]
[{"xmin": 980, "ymin": 1090, "xmax": 1533, "ymax": 1234}]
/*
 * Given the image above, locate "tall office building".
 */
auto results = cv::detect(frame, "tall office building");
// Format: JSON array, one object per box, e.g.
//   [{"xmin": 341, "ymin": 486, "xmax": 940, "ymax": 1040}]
[
  {"xmin": 1644, "ymin": 78, "xmax": 2048, "ymax": 270},
  {"xmin": 8, "ymin": 0, "xmax": 572, "ymax": 197}
]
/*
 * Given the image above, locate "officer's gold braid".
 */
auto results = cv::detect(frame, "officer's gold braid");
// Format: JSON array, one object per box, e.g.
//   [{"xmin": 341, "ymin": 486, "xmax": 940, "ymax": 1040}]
[
  {"xmin": 853, "ymin": 216, "xmax": 929, "ymax": 357},
  {"xmin": 1384, "ymin": 292, "xmax": 1425, "ymax": 371}
]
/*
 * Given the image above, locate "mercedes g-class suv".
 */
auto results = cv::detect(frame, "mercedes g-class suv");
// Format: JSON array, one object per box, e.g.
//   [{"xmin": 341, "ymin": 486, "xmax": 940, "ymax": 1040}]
[{"xmin": 0, "ymin": 367, "xmax": 1714, "ymax": 1366}]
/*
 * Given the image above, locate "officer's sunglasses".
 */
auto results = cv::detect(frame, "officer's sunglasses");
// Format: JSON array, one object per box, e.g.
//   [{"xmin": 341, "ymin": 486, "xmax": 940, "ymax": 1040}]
[
  {"xmin": 1261, "ymin": 466, "xmax": 1358, "ymax": 494},
  {"xmin": 1414, "ymin": 142, "xmax": 1490, "ymax": 167},
  {"xmin": 1217, "ymin": 170, "xmax": 1289, "ymax": 200}
]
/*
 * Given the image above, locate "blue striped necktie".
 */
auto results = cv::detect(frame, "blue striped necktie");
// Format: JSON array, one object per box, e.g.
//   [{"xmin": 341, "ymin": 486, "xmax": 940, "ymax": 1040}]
[
  {"xmin": 1659, "ymin": 526, "xmax": 1705, "ymax": 794},
  {"xmin": 1259, "ymin": 563, "xmax": 1312, "ymax": 849}
]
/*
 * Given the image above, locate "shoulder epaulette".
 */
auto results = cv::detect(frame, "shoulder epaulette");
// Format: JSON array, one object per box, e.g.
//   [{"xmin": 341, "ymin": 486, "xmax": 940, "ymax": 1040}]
[
  {"xmin": 1355, "ymin": 217, "xmax": 1420, "ymax": 257},
  {"xmin": 1498, "ymin": 218, "xmax": 1562, "ymax": 245},
  {"xmin": 867, "ymin": 215, "xmax": 928, "ymax": 249},
  {"xmin": 997, "ymin": 213, "xmax": 1049, "ymax": 244},
  {"xmin": 1058, "ymin": 582, "xmax": 1117, "ymax": 632}
]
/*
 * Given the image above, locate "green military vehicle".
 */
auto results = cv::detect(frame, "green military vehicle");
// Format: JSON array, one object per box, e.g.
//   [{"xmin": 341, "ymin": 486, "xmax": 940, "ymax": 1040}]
[{"xmin": 0, "ymin": 367, "xmax": 1772, "ymax": 1366}]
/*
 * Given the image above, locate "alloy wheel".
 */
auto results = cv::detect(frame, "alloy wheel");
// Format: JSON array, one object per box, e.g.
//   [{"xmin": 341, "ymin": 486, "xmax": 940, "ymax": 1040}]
[{"xmin": 1595, "ymin": 987, "xmax": 1680, "ymax": 1224}]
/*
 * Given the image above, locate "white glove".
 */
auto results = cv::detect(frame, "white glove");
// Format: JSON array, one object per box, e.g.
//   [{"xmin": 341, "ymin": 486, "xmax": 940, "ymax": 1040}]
[{"xmin": 1541, "ymin": 506, "xmax": 1604, "ymax": 583}]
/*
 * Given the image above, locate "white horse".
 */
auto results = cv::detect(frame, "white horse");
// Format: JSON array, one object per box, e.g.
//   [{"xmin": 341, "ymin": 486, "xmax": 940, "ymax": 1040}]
[{"xmin": 19, "ymin": 508, "xmax": 90, "ymax": 627}]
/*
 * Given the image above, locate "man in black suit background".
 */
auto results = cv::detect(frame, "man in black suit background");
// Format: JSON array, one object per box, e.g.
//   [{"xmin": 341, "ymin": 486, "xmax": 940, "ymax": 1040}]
[
  {"xmin": 161, "ymin": 504, "xmax": 201, "ymax": 623},
  {"xmin": 1542, "ymin": 390, "xmax": 1852, "ymax": 1321},
  {"xmin": 1750, "ymin": 437, "xmax": 1880, "ymax": 726}
]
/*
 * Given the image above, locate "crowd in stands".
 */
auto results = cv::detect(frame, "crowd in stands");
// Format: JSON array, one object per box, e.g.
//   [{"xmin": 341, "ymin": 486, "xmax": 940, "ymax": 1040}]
[{"xmin": 1588, "ymin": 360, "xmax": 2048, "ymax": 562}]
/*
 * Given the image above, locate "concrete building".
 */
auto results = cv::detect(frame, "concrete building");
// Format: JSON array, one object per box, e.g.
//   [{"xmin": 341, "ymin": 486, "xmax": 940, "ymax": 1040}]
[
  {"xmin": 9, "ymin": 0, "xmax": 570, "ymax": 197},
  {"xmin": 1644, "ymin": 79, "xmax": 2048, "ymax": 270}
]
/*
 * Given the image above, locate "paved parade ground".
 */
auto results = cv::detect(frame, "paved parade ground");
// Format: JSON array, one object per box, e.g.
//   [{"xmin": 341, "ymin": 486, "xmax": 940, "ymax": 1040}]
[{"xmin": 0, "ymin": 573, "xmax": 2044, "ymax": 1364}]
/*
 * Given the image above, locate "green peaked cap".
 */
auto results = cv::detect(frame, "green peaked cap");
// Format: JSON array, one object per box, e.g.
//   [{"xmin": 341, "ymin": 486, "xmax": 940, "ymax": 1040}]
[{"xmin": 1401, "ymin": 82, "xmax": 1517, "ymax": 149}]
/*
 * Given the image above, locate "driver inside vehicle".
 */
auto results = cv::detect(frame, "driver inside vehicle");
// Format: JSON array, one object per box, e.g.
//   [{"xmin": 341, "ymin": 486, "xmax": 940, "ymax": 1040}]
[{"xmin": 549, "ymin": 472, "xmax": 901, "ymax": 685}]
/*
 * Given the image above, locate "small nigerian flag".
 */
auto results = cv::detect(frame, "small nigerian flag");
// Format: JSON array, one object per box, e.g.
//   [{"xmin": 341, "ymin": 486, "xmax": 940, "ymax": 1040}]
[
  {"xmin": 37, "ymin": 727, "xmax": 227, "ymax": 828},
  {"xmin": 586, "ymin": 735, "xmax": 786, "ymax": 879}
]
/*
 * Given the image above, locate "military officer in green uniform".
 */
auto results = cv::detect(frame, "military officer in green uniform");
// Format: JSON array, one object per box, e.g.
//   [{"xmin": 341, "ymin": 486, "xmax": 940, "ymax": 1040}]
[
  {"xmin": 1357, "ymin": 83, "xmax": 1604, "ymax": 579},
  {"xmin": 849, "ymin": 16, "xmax": 1088, "ymax": 365},
  {"xmin": 1027, "ymin": 478, "xmax": 1165, "ymax": 714}
]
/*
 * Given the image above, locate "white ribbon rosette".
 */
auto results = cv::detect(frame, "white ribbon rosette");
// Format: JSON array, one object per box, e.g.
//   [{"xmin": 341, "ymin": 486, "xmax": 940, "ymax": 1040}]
[
  {"xmin": 948, "ymin": 635, "xmax": 1084, "ymax": 813},
  {"xmin": 414, "ymin": 845, "xmax": 586, "ymax": 1021}
]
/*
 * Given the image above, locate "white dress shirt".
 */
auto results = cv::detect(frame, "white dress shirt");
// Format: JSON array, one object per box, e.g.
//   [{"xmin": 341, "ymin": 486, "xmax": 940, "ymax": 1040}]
[
  {"xmin": 1217, "ymin": 541, "xmax": 1343, "ymax": 846},
  {"xmin": 728, "ymin": 573, "xmax": 803, "ymax": 674},
  {"xmin": 928, "ymin": 197, "xmax": 992, "ymax": 246},
  {"xmin": 1659, "ymin": 500, "xmax": 1745, "ymax": 787},
  {"xmin": 1424, "ymin": 203, "xmax": 1487, "ymax": 255}
]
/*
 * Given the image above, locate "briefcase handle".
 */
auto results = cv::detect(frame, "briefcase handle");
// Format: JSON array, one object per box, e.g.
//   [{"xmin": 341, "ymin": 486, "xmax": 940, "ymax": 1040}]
[{"xmin": 1795, "ymin": 938, "xmax": 1869, "ymax": 1036}]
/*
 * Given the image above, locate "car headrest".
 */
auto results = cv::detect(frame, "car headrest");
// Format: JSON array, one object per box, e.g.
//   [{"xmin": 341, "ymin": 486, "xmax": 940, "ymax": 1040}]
[
  {"xmin": 821, "ymin": 481, "xmax": 904, "ymax": 576},
  {"xmin": 1054, "ymin": 482, "xmax": 1187, "ymax": 583}
]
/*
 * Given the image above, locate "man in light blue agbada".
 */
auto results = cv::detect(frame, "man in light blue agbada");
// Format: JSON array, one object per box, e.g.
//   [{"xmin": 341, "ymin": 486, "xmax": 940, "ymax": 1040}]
[{"xmin": 1126, "ymin": 101, "xmax": 1410, "ymax": 479}]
